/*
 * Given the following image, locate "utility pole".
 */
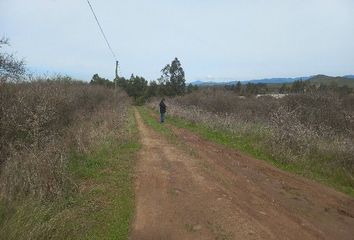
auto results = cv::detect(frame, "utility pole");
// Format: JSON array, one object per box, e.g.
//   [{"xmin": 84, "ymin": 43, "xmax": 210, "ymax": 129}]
[{"xmin": 115, "ymin": 60, "xmax": 119, "ymax": 90}]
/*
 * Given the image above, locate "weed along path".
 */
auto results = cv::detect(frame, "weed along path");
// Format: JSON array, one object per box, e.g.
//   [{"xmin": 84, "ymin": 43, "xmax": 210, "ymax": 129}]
[{"xmin": 130, "ymin": 108, "xmax": 354, "ymax": 240}]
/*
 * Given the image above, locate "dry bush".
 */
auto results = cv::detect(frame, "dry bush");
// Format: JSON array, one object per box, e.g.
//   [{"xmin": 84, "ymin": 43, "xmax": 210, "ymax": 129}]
[
  {"xmin": 269, "ymin": 94, "xmax": 354, "ymax": 170},
  {"xmin": 279, "ymin": 93, "xmax": 354, "ymax": 136},
  {"xmin": 0, "ymin": 78, "xmax": 130, "ymax": 200},
  {"xmin": 153, "ymin": 101, "xmax": 257, "ymax": 136},
  {"xmin": 268, "ymin": 106, "xmax": 320, "ymax": 163},
  {"xmin": 173, "ymin": 88, "xmax": 280, "ymax": 123}
]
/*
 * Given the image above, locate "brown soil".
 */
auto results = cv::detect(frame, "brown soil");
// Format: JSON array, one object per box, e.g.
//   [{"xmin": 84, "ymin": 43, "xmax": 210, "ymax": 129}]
[{"xmin": 130, "ymin": 109, "xmax": 354, "ymax": 240}]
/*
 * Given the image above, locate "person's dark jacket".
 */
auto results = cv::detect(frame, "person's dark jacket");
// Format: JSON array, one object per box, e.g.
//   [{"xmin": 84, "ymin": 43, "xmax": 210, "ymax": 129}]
[{"xmin": 159, "ymin": 101, "xmax": 166, "ymax": 114}]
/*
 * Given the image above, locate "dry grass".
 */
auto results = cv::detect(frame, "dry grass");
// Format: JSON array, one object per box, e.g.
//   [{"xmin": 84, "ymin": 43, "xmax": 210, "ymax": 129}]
[{"xmin": 0, "ymin": 77, "xmax": 130, "ymax": 201}]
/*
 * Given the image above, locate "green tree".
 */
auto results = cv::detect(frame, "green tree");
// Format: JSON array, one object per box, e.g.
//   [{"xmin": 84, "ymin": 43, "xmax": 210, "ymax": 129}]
[
  {"xmin": 291, "ymin": 80, "xmax": 306, "ymax": 93},
  {"xmin": 235, "ymin": 81, "xmax": 242, "ymax": 93},
  {"xmin": 146, "ymin": 80, "xmax": 159, "ymax": 97},
  {"xmin": 115, "ymin": 76, "xmax": 128, "ymax": 89},
  {"xmin": 161, "ymin": 57, "xmax": 186, "ymax": 96},
  {"xmin": 124, "ymin": 74, "xmax": 148, "ymax": 104},
  {"xmin": 90, "ymin": 73, "xmax": 114, "ymax": 87}
]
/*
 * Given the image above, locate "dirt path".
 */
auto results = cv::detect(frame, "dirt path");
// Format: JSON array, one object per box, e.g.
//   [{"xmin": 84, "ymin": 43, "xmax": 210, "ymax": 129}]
[{"xmin": 130, "ymin": 109, "xmax": 354, "ymax": 240}]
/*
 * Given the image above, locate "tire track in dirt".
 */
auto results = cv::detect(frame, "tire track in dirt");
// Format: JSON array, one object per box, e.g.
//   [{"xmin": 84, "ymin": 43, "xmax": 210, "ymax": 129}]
[{"xmin": 130, "ymin": 108, "xmax": 354, "ymax": 240}]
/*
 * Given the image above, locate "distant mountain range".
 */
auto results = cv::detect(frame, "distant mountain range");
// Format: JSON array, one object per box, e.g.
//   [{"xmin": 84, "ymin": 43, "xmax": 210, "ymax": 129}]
[{"xmin": 191, "ymin": 74, "xmax": 354, "ymax": 87}]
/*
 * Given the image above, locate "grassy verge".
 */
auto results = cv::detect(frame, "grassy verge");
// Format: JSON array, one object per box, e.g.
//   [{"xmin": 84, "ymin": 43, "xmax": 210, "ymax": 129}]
[
  {"xmin": 0, "ymin": 107, "xmax": 141, "ymax": 240},
  {"xmin": 144, "ymin": 107, "xmax": 354, "ymax": 197},
  {"xmin": 137, "ymin": 107, "xmax": 199, "ymax": 157},
  {"xmin": 137, "ymin": 106, "xmax": 177, "ymax": 143}
]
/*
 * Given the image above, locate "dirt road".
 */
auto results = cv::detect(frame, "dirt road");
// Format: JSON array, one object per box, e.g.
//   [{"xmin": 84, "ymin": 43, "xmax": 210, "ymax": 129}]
[{"xmin": 130, "ymin": 109, "xmax": 354, "ymax": 240}]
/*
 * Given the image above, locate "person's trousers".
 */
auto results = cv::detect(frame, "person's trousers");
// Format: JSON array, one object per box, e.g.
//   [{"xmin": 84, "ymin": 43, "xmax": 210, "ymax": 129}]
[{"xmin": 160, "ymin": 113, "xmax": 165, "ymax": 123}]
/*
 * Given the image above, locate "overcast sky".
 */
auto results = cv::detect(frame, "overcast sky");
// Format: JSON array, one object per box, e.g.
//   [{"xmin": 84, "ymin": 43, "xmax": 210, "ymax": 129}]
[{"xmin": 1, "ymin": 0, "xmax": 354, "ymax": 82}]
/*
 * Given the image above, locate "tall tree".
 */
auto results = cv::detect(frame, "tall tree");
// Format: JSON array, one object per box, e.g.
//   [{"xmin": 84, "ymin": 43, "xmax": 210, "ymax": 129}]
[{"xmin": 161, "ymin": 57, "xmax": 186, "ymax": 96}]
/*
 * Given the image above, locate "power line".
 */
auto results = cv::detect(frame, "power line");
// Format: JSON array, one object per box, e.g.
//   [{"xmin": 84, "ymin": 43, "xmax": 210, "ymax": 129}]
[{"xmin": 86, "ymin": 0, "xmax": 117, "ymax": 61}]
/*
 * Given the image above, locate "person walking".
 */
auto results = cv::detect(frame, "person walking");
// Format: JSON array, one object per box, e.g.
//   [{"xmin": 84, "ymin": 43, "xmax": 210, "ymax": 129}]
[{"xmin": 159, "ymin": 98, "xmax": 166, "ymax": 123}]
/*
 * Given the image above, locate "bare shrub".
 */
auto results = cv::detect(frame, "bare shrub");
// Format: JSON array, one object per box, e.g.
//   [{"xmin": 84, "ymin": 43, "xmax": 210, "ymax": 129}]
[
  {"xmin": 268, "ymin": 106, "xmax": 320, "ymax": 163},
  {"xmin": 0, "ymin": 78, "xmax": 130, "ymax": 200},
  {"xmin": 280, "ymin": 93, "xmax": 353, "ymax": 136},
  {"xmin": 269, "ymin": 93, "xmax": 354, "ymax": 171},
  {"xmin": 173, "ymin": 88, "xmax": 280, "ymax": 123},
  {"xmin": 0, "ymin": 37, "xmax": 26, "ymax": 81}
]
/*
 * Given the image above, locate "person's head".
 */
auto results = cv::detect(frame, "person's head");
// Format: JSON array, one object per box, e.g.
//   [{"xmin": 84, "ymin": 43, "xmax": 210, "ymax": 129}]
[{"xmin": 161, "ymin": 98, "xmax": 165, "ymax": 102}]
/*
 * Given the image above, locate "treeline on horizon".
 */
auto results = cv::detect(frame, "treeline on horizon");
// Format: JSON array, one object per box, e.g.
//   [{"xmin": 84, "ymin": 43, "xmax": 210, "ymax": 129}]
[
  {"xmin": 90, "ymin": 57, "xmax": 198, "ymax": 105},
  {"xmin": 91, "ymin": 68, "xmax": 353, "ymax": 105},
  {"xmin": 224, "ymin": 79, "xmax": 353, "ymax": 96}
]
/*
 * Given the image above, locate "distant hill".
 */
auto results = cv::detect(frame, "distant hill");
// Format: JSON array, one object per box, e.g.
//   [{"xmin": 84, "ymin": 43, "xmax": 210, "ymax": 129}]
[
  {"xmin": 191, "ymin": 75, "xmax": 354, "ymax": 87},
  {"xmin": 190, "ymin": 80, "xmax": 225, "ymax": 86},
  {"xmin": 343, "ymin": 75, "xmax": 354, "ymax": 79},
  {"xmin": 238, "ymin": 77, "xmax": 310, "ymax": 85},
  {"xmin": 308, "ymin": 75, "xmax": 354, "ymax": 88},
  {"xmin": 191, "ymin": 77, "xmax": 310, "ymax": 86}
]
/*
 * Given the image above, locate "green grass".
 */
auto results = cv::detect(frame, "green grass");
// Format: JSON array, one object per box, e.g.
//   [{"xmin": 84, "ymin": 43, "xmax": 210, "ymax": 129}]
[
  {"xmin": 0, "ymin": 107, "xmax": 141, "ymax": 240},
  {"xmin": 137, "ymin": 107, "xmax": 199, "ymax": 158},
  {"xmin": 137, "ymin": 106, "xmax": 177, "ymax": 143},
  {"xmin": 144, "ymin": 107, "xmax": 354, "ymax": 197}
]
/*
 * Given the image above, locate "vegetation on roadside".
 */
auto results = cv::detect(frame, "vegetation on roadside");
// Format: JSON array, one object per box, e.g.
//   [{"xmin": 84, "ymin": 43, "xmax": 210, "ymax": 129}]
[
  {"xmin": 0, "ymin": 39, "xmax": 140, "ymax": 239},
  {"xmin": 1, "ymin": 110, "xmax": 139, "ymax": 239},
  {"xmin": 0, "ymin": 102, "xmax": 140, "ymax": 239},
  {"xmin": 147, "ymin": 89, "xmax": 354, "ymax": 197}
]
